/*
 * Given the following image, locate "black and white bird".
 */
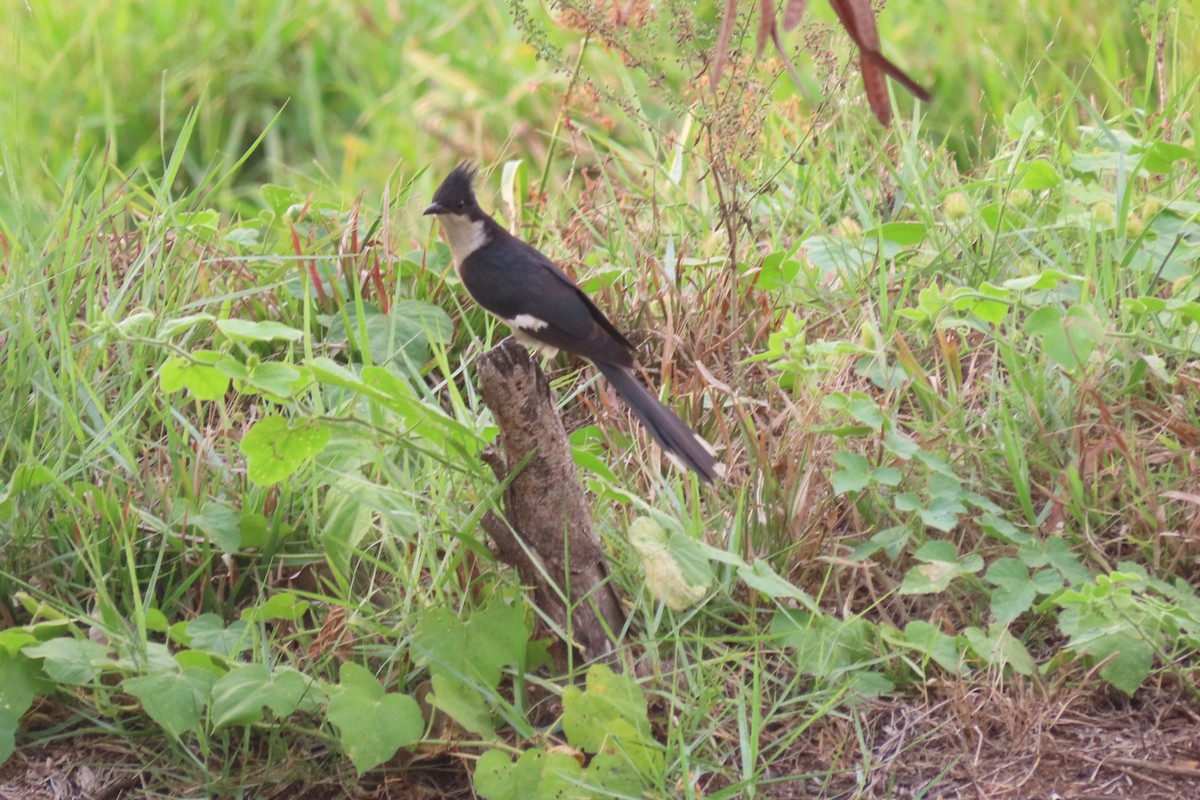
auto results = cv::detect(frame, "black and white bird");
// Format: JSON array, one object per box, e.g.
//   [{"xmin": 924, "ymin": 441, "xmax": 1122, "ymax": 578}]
[{"xmin": 424, "ymin": 163, "xmax": 723, "ymax": 484}]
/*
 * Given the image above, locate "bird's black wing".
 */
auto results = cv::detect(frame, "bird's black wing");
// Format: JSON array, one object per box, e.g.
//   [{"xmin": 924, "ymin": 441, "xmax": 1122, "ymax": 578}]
[{"xmin": 459, "ymin": 230, "xmax": 635, "ymax": 368}]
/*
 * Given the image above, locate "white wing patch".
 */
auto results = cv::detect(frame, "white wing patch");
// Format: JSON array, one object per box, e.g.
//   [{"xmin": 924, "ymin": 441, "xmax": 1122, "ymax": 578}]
[
  {"xmin": 507, "ymin": 319, "xmax": 559, "ymax": 358},
  {"xmin": 663, "ymin": 450, "xmax": 691, "ymax": 476},
  {"xmin": 509, "ymin": 314, "xmax": 549, "ymax": 332},
  {"xmin": 694, "ymin": 432, "xmax": 719, "ymax": 458},
  {"xmin": 662, "ymin": 434, "xmax": 726, "ymax": 479}
]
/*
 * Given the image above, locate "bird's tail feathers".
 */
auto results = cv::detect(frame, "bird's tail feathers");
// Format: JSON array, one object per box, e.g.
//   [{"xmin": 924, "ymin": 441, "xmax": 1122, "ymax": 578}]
[{"xmin": 594, "ymin": 362, "xmax": 724, "ymax": 485}]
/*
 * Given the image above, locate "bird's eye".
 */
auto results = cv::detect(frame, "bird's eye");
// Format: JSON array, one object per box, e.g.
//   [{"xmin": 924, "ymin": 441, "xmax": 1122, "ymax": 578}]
[{"xmin": 457, "ymin": 200, "xmax": 466, "ymax": 209}]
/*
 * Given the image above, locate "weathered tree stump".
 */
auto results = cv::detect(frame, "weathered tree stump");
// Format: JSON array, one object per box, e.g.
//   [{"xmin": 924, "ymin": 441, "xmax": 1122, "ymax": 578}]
[{"xmin": 475, "ymin": 339, "xmax": 626, "ymax": 662}]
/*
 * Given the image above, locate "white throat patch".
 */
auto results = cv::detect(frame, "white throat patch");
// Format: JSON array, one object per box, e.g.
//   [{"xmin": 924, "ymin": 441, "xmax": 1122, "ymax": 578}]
[{"xmin": 437, "ymin": 213, "xmax": 488, "ymax": 270}]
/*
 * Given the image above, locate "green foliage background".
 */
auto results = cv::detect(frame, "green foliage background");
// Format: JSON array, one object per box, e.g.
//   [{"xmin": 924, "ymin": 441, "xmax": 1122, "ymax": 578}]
[{"xmin": 1, "ymin": 0, "xmax": 1199, "ymax": 796}]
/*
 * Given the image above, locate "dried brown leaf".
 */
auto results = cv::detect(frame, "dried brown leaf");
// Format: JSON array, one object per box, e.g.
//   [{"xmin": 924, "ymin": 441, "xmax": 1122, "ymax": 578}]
[
  {"xmin": 756, "ymin": 0, "xmax": 776, "ymax": 60},
  {"xmin": 783, "ymin": 0, "xmax": 808, "ymax": 31},
  {"xmin": 864, "ymin": 49, "xmax": 933, "ymax": 102},
  {"xmin": 829, "ymin": 0, "xmax": 930, "ymax": 125},
  {"xmin": 829, "ymin": 0, "xmax": 875, "ymax": 49},
  {"xmin": 770, "ymin": 21, "xmax": 806, "ymax": 95},
  {"xmin": 711, "ymin": 0, "xmax": 738, "ymax": 84},
  {"xmin": 860, "ymin": 55, "xmax": 891, "ymax": 127}
]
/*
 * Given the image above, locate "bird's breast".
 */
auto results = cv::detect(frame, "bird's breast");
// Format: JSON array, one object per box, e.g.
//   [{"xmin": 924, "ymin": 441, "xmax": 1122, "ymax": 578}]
[{"xmin": 438, "ymin": 215, "xmax": 488, "ymax": 273}]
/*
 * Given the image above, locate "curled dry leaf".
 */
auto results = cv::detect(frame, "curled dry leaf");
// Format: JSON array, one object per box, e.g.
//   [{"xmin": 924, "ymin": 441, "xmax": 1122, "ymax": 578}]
[
  {"xmin": 757, "ymin": 0, "xmax": 776, "ymax": 60},
  {"xmin": 709, "ymin": 0, "xmax": 929, "ymax": 127},
  {"xmin": 831, "ymin": 0, "xmax": 931, "ymax": 125},
  {"xmin": 711, "ymin": 0, "xmax": 738, "ymax": 85},
  {"xmin": 769, "ymin": 19, "xmax": 807, "ymax": 95},
  {"xmin": 862, "ymin": 48, "xmax": 933, "ymax": 102},
  {"xmin": 828, "ymin": 0, "xmax": 892, "ymax": 124},
  {"xmin": 859, "ymin": 53, "xmax": 892, "ymax": 126},
  {"xmin": 783, "ymin": 0, "xmax": 808, "ymax": 32},
  {"xmin": 829, "ymin": 0, "xmax": 877, "ymax": 50}
]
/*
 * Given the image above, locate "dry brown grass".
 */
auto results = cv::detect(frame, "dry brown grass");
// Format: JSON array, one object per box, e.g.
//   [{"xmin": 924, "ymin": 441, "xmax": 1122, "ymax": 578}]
[
  {"xmin": 763, "ymin": 680, "xmax": 1200, "ymax": 799},
  {"xmin": 6, "ymin": 675, "xmax": 1198, "ymax": 799}
]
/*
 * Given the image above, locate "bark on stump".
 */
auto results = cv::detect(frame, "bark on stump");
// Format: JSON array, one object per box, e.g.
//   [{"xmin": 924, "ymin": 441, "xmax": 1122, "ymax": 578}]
[{"xmin": 475, "ymin": 339, "xmax": 625, "ymax": 662}]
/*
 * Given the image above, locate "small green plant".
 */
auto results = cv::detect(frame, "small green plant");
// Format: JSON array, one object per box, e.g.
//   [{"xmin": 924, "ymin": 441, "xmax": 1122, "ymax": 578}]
[
  {"xmin": 474, "ymin": 665, "xmax": 662, "ymax": 800},
  {"xmin": 3, "ymin": 0, "xmax": 1199, "ymax": 793},
  {"xmin": 327, "ymin": 663, "xmax": 423, "ymax": 773},
  {"xmin": 1, "ymin": 597, "xmax": 332, "ymax": 762},
  {"xmin": 1043, "ymin": 566, "xmax": 1200, "ymax": 695}
]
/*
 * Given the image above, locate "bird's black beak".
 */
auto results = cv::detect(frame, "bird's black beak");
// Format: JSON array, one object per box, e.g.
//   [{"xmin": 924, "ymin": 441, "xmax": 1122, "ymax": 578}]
[{"xmin": 423, "ymin": 202, "xmax": 446, "ymax": 216}]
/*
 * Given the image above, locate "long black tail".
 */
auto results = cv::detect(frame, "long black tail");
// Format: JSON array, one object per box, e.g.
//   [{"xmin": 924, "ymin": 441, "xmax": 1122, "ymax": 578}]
[{"xmin": 593, "ymin": 361, "xmax": 723, "ymax": 484}]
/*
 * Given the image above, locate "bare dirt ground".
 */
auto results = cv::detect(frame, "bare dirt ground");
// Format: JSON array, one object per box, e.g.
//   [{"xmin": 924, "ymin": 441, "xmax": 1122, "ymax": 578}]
[
  {"xmin": 3, "ymin": 684, "xmax": 1198, "ymax": 800},
  {"xmin": 765, "ymin": 683, "xmax": 1200, "ymax": 799}
]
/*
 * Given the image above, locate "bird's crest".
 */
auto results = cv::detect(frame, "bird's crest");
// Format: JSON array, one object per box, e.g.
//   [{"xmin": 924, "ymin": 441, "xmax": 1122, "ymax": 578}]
[{"xmin": 432, "ymin": 162, "xmax": 479, "ymax": 210}]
